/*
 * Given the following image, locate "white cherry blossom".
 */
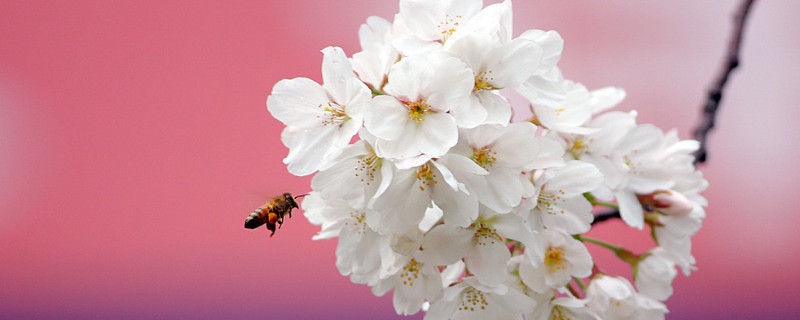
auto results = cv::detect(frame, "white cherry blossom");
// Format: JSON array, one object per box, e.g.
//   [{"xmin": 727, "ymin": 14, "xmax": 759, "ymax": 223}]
[
  {"xmin": 425, "ymin": 277, "xmax": 536, "ymax": 320},
  {"xmin": 267, "ymin": 46, "xmax": 371, "ymax": 176},
  {"xmin": 586, "ymin": 275, "xmax": 667, "ymax": 320},
  {"xmin": 370, "ymin": 254, "xmax": 444, "ymax": 316},
  {"xmin": 520, "ymin": 67, "xmax": 626, "ymax": 134},
  {"xmin": 635, "ymin": 248, "xmax": 679, "ymax": 301},
  {"xmin": 310, "ymin": 130, "xmax": 391, "ymax": 207},
  {"xmin": 524, "ymin": 160, "xmax": 602, "ymax": 234},
  {"xmin": 267, "ymin": 1, "xmax": 708, "ymax": 318},
  {"xmin": 451, "ymin": 122, "xmax": 564, "ymax": 213},
  {"xmin": 419, "ymin": 209, "xmax": 542, "ymax": 287},
  {"xmin": 364, "ymin": 53, "xmax": 473, "ymax": 159},
  {"xmin": 525, "ymin": 289, "xmax": 600, "ymax": 320},
  {"xmin": 352, "ymin": 16, "xmax": 398, "ymax": 91},
  {"xmin": 519, "ymin": 230, "xmax": 593, "ymax": 293}
]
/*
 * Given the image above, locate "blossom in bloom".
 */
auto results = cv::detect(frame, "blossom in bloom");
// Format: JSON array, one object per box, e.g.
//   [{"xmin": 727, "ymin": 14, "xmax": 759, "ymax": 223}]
[
  {"xmin": 450, "ymin": 122, "xmax": 564, "ymax": 213},
  {"xmin": 394, "ymin": 0, "xmax": 484, "ymax": 55},
  {"xmin": 364, "ymin": 53, "xmax": 473, "ymax": 159},
  {"xmin": 635, "ymin": 248, "xmax": 679, "ymax": 301},
  {"xmin": 523, "ymin": 160, "xmax": 603, "ymax": 235},
  {"xmin": 352, "ymin": 16, "xmax": 399, "ymax": 91},
  {"xmin": 310, "ymin": 130, "xmax": 391, "ymax": 207},
  {"xmin": 425, "ymin": 277, "xmax": 536, "ymax": 320},
  {"xmin": 371, "ymin": 257, "xmax": 444, "ymax": 316},
  {"xmin": 520, "ymin": 67, "xmax": 626, "ymax": 134},
  {"xmin": 518, "ymin": 229, "xmax": 593, "ymax": 293},
  {"xmin": 442, "ymin": 1, "xmax": 546, "ymax": 127},
  {"xmin": 367, "ymin": 154, "xmax": 485, "ymax": 234},
  {"xmin": 266, "ymin": 1, "xmax": 708, "ymax": 318},
  {"xmin": 267, "ymin": 46, "xmax": 371, "ymax": 176},
  {"xmin": 302, "ymin": 193, "xmax": 390, "ymax": 282},
  {"xmin": 525, "ymin": 288, "xmax": 600, "ymax": 320},
  {"xmin": 586, "ymin": 275, "xmax": 667, "ymax": 320},
  {"xmin": 419, "ymin": 209, "xmax": 542, "ymax": 287}
]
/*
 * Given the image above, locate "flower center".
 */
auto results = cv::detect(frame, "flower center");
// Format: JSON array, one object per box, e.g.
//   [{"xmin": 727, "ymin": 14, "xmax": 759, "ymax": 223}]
[
  {"xmin": 318, "ymin": 102, "xmax": 349, "ymax": 126},
  {"xmin": 459, "ymin": 288, "xmax": 488, "ymax": 312},
  {"xmin": 405, "ymin": 99, "xmax": 433, "ymax": 124},
  {"xmin": 568, "ymin": 136, "xmax": 592, "ymax": 158},
  {"xmin": 537, "ymin": 188, "xmax": 565, "ymax": 215},
  {"xmin": 544, "ymin": 246, "xmax": 567, "ymax": 273},
  {"xmin": 474, "ymin": 71, "xmax": 498, "ymax": 92},
  {"xmin": 356, "ymin": 149, "xmax": 381, "ymax": 186},
  {"xmin": 400, "ymin": 259, "xmax": 421, "ymax": 287},
  {"xmin": 623, "ymin": 150, "xmax": 641, "ymax": 175},
  {"xmin": 344, "ymin": 211, "xmax": 368, "ymax": 234},
  {"xmin": 437, "ymin": 14, "xmax": 463, "ymax": 42},
  {"xmin": 473, "ymin": 221, "xmax": 501, "ymax": 245},
  {"xmin": 550, "ymin": 305, "xmax": 569, "ymax": 320},
  {"xmin": 471, "ymin": 146, "xmax": 497, "ymax": 170},
  {"xmin": 416, "ymin": 163, "xmax": 438, "ymax": 191}
]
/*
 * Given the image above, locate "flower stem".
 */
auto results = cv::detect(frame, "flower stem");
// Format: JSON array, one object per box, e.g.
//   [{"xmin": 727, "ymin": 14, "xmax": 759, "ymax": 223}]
[
  {"xmin": 572, "ymin": 276, "xmax": 586, "ymax": 292},
  {"xmin": 573, "ymin": 235, "xmax": 623, "ymax": 253},
  {"xmin": 371, "ymin": 87, "xmax": 385, "ymax": 96},
  {"xmin": 564, "ymin": 282, "xmax": 581, "ymax": 299},
  {"xmin": 583, "ymin": 193, "xmax": 620, "ymax": 209}
]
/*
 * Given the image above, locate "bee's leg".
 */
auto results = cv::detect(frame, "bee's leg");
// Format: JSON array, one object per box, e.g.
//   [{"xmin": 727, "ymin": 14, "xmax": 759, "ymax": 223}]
[
  {"xmin": 288, "ymin": 208, "xmax": 292, "ymax": 219},
  {"xmin": 268, "ymin": 213, "xmax": 279, "ymax": 225},
  {"xmin": 266, "ymin": 221, "xmax": 276, "ymax": 237}
]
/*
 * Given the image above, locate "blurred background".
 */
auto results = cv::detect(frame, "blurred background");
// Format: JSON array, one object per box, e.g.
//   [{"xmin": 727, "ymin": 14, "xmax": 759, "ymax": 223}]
[{"xmin": 1, "ymin": 0, "xmax": 798, "ymax": 319}]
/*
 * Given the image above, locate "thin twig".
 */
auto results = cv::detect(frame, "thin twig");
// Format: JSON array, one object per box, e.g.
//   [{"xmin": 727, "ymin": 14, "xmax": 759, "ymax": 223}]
[
  {"xmin": 591, "ymin": 210, "xmax": 620, "ymax": 225},
  {"xmin": 692, "ymin": 0, "xmax": 756, "ymax": 164},
  {"xmin": 592, "ymin": 1, "xmax": 756, "ymax": 226}
]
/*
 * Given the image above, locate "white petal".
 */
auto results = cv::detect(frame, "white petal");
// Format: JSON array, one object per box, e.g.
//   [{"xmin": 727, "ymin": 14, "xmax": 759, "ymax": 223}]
[
  {"xmin": 283, "ymin": 125, "xmax": 338, "ymax": 176},
  {"xmin": 544, "ymin": 161, "xmax": 603, "ymax": 196},
  {"xmin": 418, "ymin": 112, "xmax": 458, "ymax": 157},
  {"xmin": 519, "ymin": 260, "xmax": 548, "ymax": 293},
  {"xmin": 540, "ymin": 198, "xmax": 593, "ymax": 235},
  {"xmin": 432, "ymin": 182, "xmax": 478, "ymax": 228},
  {"xmin": 486, "ymin": 37, "xmax": 543, "ymax": 89},
  {"xmin": 478, "ymin": 91, "xmax": 512, "ymax": 126},
  {"xmin": 423, "ymin": 57, "xmax": 474, "ymax": 111},
  {"xmin": 267, "ymin": 77, "xmax": 329, "ymax": 128},
  {"xmin": 519, "ymin": 29, "xmax": 563, "ymax": 71},
  {"xmin": 321, "ymin": 46, "xmax": 360, "ymax": 106},
  {"xmin": 374, "ymin": 121, "xmax": 420, "ymax": 159},
  {"xmin": 492, "ymin": 213, "xmax": 538, "ymax": 250},
  {"xmin": 399, "ymin": 0, "xmax": 445, "ymax": 41},
  {"xmin": 492, "ymin": 286, "xmax": 538, "ymax": 315},
  {"xmin": 617, "ymin": 191, "xmax": 644, "ymax": 229},
  {"xmin": 368, "ymin": 169, "xmax": 431, "ymax": 234},
  {"xmin": 359, "ymin": 16, "xmax": 391, "ymax": 49},
  {"xmin": 466, "ymin": 236, "xmax": 510, "ymax": 286},
  {"xmin": 451, "ymin": 93, "xmax": 489, "ymax": 128},
  {"xmin": 363, "ymin": 95, "xmax": 408, "ymax": 141},
  {"xmin": 589, "ymin": 86, "xmax": 626, "ymax": 113},
  {"xmin": 420, "ymin": 224, "xmax": 473, "ymax": 266}
]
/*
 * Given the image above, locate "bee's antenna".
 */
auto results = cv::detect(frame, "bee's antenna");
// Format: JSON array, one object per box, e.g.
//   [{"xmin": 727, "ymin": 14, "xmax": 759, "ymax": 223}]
[{"xmin": 294, "ymin": 193, "xmax": 310, "ymax": 198}]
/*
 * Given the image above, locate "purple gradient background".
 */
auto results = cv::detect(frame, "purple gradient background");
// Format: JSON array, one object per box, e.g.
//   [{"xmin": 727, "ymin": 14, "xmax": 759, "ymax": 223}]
[{"xmin": 1, "ymin": 1, "xmax": 798, "ymax": 319}]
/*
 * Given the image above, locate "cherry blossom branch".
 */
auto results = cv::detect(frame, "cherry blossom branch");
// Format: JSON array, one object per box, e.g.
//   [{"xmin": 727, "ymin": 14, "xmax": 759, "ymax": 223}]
[
  {"xmin": 591, "ymin": 210, "xmax": 621, "ymax": 225},
  {"xmin": 692, "ymin": 0, "xmax": 756, "ymax": 164},
  {"xmin": 592, "ymin": 0, "xmax": 756, "ymax": 225}
]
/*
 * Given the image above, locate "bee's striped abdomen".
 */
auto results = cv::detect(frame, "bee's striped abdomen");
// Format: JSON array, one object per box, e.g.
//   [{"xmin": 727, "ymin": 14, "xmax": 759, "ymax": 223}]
[{"xmin": 244, "ymin": 205, "xmax": 269, "ymax": 229}]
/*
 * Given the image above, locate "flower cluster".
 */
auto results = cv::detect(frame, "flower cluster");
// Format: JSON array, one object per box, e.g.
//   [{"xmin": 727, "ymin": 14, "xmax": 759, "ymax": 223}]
[{"xmin": 266, "ymin": 0, "xmax": 708, "ymax": 319}]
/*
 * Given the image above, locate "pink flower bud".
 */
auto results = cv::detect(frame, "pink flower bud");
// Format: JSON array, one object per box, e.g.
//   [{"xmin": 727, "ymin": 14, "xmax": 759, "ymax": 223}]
[{"xmin": 640, "ymin": 190, "xmax": 693, "ymax": 216}]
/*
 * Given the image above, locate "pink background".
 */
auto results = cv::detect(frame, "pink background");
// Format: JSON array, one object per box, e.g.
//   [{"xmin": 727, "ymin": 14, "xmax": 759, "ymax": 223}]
[{"xmin": 1, "ymin": 1, "xmax": 798, "ymax": 319}]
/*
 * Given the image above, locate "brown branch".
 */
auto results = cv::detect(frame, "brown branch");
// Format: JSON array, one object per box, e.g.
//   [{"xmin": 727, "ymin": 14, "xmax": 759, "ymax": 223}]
[
  {"xmin": 591, "ymin": 210, "xmax": 620, "ymax": 225},
  {"xmin": 692, "ymin": 0, "xmax": 757, "ymax": 164}
]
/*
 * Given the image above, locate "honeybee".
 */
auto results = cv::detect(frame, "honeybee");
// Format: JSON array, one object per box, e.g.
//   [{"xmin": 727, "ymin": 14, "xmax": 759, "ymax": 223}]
[{"xmin": 244, "ymin": 193, "xmax": 305, "ymax": 237}]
